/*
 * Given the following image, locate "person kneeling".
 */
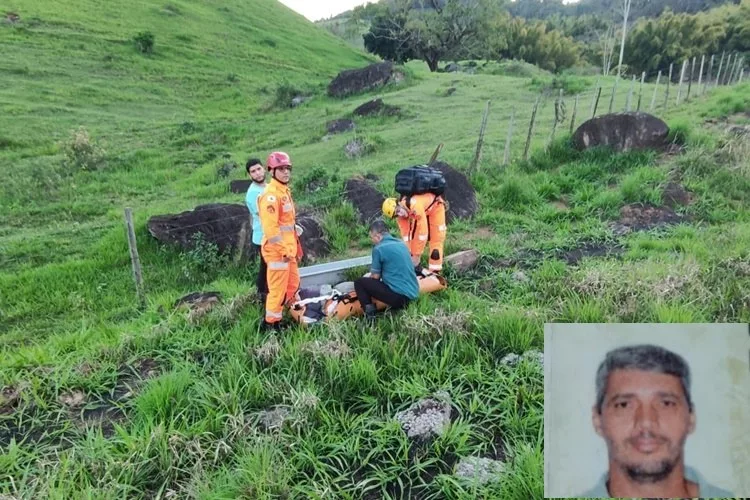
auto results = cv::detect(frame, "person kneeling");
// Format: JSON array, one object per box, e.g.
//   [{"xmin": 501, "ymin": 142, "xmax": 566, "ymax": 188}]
[{"xmin": 355, "ymin": 219, "xmax": 420, "ymax": 324}]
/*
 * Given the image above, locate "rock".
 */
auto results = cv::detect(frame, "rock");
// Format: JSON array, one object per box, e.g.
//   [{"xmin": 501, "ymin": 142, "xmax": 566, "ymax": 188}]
[
  {"xmin": 291, "ymin": 96, "xmax": 310, "ymax": 108},
  {"xmin": 444, "ymin": 63, "xmax": 459, "ymax": 73},
  {"xmin": 257, "ymin": 405, "xmax": 291, "ymax": 431},
  {"xmin": 394, "ymin": 391, "xmax": 453, "ymax": 441},
  {"xmin": 662, "ymin": 182, "xmax": 694, "ymax": 208},
  {"xmin": 344, "ymin": 176, "xmax": 385, "ymax": 223},
  {"xmin": 500, "ymin": 353, "xmax": 521, "ymax": 366},
  {"xmin": 430, "ymin": 161, "xmax": 479, "ymax": 222},
  {"xmin": 444, "ymin": 87, "xmax": 457, "ymax": 97},
  {"xmin": 230, "ymin": 179, "xmax": 252, "ymax": 194},
  {"xmin": 573, "ymin": 112, "xmax": 670, "ymax": 152},
  {"xmin": 326, "ymin": 119, "xmax": 356, "ymax": 135},
  {"xmin": 444, "ymin": 249, "xmax": 479, "ymax": 272},
  {"xmin": 728, "ymin": 125, "xmax": 750, "ymax": 137},
  {"xmin": 512, "ymin": 271, "xmax": 529, "ymax": 283},
  {"xmin": 352, "ymin": 98, "xmax": 400, "ymax": 117},
  {"xmin": 173, "ymin": 292, "xmax": 223, "ymax": 312},
  {"xmin": 454, "ymin": 456, "xmax": 505, "ymax": 484},
  {"xmin": 333, "ymin": 281, "xmax": 355, "ymax": 294},
  {"xmin": 344, "ymin": 138, "xmax": 368, "ymax": 159},
  {"xmin": 147, "ymin": 204, "xmax": 330, "ymax": 261},
  {"xmin": 501, "ymin": 350, "xmax": 543, "ymax": 368},
  {"xmin": 5, "ymin": 12, "xmax": 20, "ymax": 23},
  {"xmin": 328, "ymin": 61, "xmax": 402, "ymax": 98}
]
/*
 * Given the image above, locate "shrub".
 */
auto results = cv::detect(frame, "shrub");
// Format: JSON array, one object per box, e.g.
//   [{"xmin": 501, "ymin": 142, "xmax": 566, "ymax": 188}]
[
  {"xmin": 134, "ymin": 31, "xmax": 155, "ymax": 54},
  {"xmin": 61, "ymin": 126, "xmax": 107, "ymax": 172}
]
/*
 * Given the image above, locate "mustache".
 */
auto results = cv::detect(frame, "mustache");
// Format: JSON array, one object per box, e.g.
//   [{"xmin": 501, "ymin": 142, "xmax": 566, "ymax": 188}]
[{"xmin": 627, "ymin": 431, "xmax": 669, "ymax": 444}]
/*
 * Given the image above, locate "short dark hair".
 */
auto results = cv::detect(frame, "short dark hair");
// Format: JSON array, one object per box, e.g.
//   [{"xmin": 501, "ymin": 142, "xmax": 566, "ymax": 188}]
[
  {"xmin": 369, "ymin": 219, "xmax": 389, "ymax": 235},
  {"xmin": 594, "ymin": 344, "xmax": 693, "ymax": 414},
  {"xmin": 246, "ymin": 158, "xmax": 262, "ymax": 174}
]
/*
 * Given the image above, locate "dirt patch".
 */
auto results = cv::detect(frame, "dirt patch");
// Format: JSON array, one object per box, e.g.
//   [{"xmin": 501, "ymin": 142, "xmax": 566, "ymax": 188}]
[
  {"xmin": 344, "ymin": 176, "xmax": 385, "ymax": 223},
  {"xmin": 134, "ymin": 358, "xmax": 160, "ymax": 379},
  {"xmin": 562, "ymin": 242, "xmax": 625, "ymax": 265},
  {"xmin": 472, "ymin": 227, "xmax": 494, "ymax": 239},
  {"xmin": 59, "ymin": 390, "xmax": 86, "ymax": 408},
  {"xmin": 662, "ymin": 182, "xmax": 694, "ymax": 208},
  {"xmin": 5, "ymin": 12, "xmax": 20, "ymax": 23},
  {"xmin": 0, "ymin": 383, "xmax": 27, "ymax": 415},
  {"xmin": 611, "ymin": 203, "xmax": 688, "ymax": 235},
  {"xmin": 344, "ymin": 138, "xmax": 368, "ymax": 159},
  {"xmin": 551, "ymin": 199, "xmax": 569, "ymax": 211}
]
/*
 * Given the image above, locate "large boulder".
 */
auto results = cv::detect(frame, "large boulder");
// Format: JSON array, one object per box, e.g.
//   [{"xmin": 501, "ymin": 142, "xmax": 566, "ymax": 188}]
[
  {"xmin": 326, "ymin": 119, "xmax": 356, "ymax": 135},
  {"xmin": 147, "ymin": 203, "xmax": 331, "ymax": 261},
  {"xmin": 344, "ymin": 176, "xmax": 385, "ymax": 223},
  {"xmin": 353, "ymin": 98, "xmax": 400, "ymax": 117},
  {"xmin": 573, "ymin": 112, "xmax": 670, "ymax": 152},
  {"xmin": 328, "ymin": 62, "xmax": 402, "ymax": 98},
  {"xmin": 230, "ymin": 179, "xmax": 252, "ymax": 194},
  {"xmin": 430, "ymin": 161, "xmax": 479, "ymax": 222}
]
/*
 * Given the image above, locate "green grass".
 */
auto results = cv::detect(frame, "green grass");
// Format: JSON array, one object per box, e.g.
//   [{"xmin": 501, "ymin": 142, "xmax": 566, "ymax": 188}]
[{"xmin": 2, "ymin": 0, "xmax": 750, "ymax": 497}]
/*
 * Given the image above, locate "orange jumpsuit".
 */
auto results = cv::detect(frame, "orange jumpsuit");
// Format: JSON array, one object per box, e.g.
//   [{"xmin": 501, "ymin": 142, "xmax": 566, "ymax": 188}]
[
  {"xmin": 258, "ymin": 178, "xmax": 301, "ymax": 324},
  {"xmin": 396, "ymin": 193, "xmax": 447, "ymax": 271}
]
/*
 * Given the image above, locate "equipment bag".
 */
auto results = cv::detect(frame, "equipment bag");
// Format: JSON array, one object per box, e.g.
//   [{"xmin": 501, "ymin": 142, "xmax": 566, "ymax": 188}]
[{"xmin": 395, "ymin": 165, "xmax": 446, "ymax": 198}]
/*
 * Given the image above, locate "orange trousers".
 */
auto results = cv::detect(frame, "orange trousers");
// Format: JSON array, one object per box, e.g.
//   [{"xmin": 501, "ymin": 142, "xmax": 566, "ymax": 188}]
[
  {"xmin": 397, "ymin": 208, "xmax": 446, "ymax": 271},
  {"xmin": 262, "ymin": 249, "xmax": 300, "ymax": 324}
]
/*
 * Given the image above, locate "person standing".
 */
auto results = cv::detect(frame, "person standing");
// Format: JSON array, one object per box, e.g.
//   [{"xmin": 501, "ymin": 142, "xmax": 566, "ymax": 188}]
[
  {"xmin": 245, "ymin": 158, "xmax": 268, "ymax": 302},
  {"xmin": 257, "ymin": 151, "xmax": 301, "ymax": 331},
  {"xmin": 382, "ymin": 192, "xmax": 447, "ymax": 273}
]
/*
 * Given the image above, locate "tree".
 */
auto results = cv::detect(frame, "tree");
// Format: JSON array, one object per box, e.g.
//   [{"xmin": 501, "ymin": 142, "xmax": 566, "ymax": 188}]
[{"xmin": 362, "ymin": 0, "xmax": 504, "ymax": 72}]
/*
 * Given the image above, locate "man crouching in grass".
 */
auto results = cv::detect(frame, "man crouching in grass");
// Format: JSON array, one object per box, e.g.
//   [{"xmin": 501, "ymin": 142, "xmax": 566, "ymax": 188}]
[{"xmin": 355, "ymin": 219, "xmax": 420, "ymax": 325}]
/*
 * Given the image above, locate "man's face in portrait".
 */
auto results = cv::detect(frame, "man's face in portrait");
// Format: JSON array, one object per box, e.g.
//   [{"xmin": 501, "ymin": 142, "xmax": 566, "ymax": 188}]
[{"xmin": 592, "ymin": 369, "xmax": 696, "ymax": 483}]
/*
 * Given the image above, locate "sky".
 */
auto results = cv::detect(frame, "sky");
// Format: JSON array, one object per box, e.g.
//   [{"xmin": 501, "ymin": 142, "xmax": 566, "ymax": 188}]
[
  {"xmin": 277, "ymin": 0, "xmax": 373, "ymax": 22},
  {"xmin": 278, "ymin": 0, "xmax": 581, "ymax": 23}
]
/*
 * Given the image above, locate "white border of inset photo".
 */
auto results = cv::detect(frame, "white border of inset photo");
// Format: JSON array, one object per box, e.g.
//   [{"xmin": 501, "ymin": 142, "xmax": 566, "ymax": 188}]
[{"xmin": 544, "ymin": 323, "xmax": 750, "ymax": 499}]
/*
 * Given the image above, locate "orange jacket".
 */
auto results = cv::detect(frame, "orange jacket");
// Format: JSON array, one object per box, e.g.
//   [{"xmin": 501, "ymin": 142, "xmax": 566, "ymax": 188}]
[
  {"xmin": 257, "ymin": 178, "xmax": 299, "ymax": 258},
  {"xmin": 398, "ymin": 193, "xmax": 443, "ymax": 243}
]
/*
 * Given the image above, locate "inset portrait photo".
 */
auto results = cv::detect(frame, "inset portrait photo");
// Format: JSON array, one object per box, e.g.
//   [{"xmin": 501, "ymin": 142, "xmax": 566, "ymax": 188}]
[{"xmin": 544, "ymin": 323, "xmax": 750, "ymax": 499}]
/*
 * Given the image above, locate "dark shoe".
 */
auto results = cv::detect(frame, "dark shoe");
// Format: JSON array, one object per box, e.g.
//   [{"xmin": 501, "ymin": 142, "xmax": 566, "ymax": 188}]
[
  {"xmin": 364, "ymin": 304, "xmax": 377, "ymax": 325},
  {"xmin": 414, "ymin": 265, "xmax": 424, "ymax": 276},
  {"xmin": 262, "ymin": 320, "xmax": 281, "ymax": 332}
]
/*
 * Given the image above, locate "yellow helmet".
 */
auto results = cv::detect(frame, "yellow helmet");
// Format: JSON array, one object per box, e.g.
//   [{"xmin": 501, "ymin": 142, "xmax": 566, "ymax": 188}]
[{"xmin": 382, "ymin": 197, "xmax": 398, "ymax": 218}]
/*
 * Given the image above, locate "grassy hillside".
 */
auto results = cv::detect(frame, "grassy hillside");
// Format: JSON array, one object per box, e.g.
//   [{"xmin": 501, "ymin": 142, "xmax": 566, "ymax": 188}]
[{"xmin": 3, "ymin": 0, "xmax": 750, "ymax": 497}]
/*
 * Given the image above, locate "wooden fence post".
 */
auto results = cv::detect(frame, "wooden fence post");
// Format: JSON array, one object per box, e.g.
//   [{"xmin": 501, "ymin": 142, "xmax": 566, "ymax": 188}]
[
  {"xmin": 524, "ymin": 95, "xmax": 541, "ymax": 161},
  {"xmin": 697, "ymin": 55, "xmax": 705, "ymax": 94},
  {"xmin": 664, "ymin": 63, "xmax": 673, "ymax": 112},
  {"xmin": 608, "ymin": 77, "xmax": 619, "ymax": 113},
  {"xmin": 715, "ymin": 51, "xmax": 726, "ymax": 88},
  {"xmin": 570, "ymin": 94, "xmax": 579, "ymax": 135},
  {"xmin": 704, "ymin": 54, "xmax": 714, "ymax": 94},
  {"xmin": 469, "ymin": 100, "xmax": 491, "ymax": 173},
  {"xmin": 550, "ymin": 89, "xmax": 564, "ymax": 143},
  {"xmin": 625, "ymin": 75, "xmax": 636, "ymax": 111},
  {"xmin": 725, "ymin": 53, "xmax": 736, "ymax": 85},
  {"xmin": 650, "ymin": 70, "xmax": 661, "ymax": 111},
  {"xmin": 740, "ymin": 68, "xmax": 745, "ymax": 85},
  {"xmin": 676, "ymin": 59, "xmax": 687, "ymax": 105},
  {"xmin": 636, "ymin": 72, "xmax": 645, "ymax": 111},
  {"xmin": 503, "ymin": 108, "xmax": 515, "ymax": 167},
  {"xmin": 590, "ymin": 78, "xmax": 600, "ymax": 116},
  {"xmin": 124, "ymin": 207, "xmax": 146, "ymax": 308},
  {"xmin": 687, "ymin": 56, "xmax": 696, "ymax": 100},
  {"xmin": 592, "ymin": 86, "xmax": 602, "ymax": 118}
]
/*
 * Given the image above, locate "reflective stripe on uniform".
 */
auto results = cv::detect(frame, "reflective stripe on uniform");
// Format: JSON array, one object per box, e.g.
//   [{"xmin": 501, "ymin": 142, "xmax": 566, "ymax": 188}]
[
  {"xmin": 438, "ymin": 225, "xmax": 447, "ymax": 231},
  {"xmin": 418, "ymin": 235, "xmax": 428, "ymax": 241},
  {"xmin": 268, "ymin": 235, "xmax": 282, "ymax": 244},
  {"xmin": 282, "ymin": 203, "xmax": 293, "ymax": 212},
  {"xmin": 402, "ymin": 236, "xmax": 409, "ymax": 241},
  {"xmin": 280, "ymin": 225, "xmax": 294, "ymax": 231},
  {"xmin": 429, "ymin": 264, "xmax": 442, "ymax": 270},
  {"xmin": 268, "ymin": 261, "xmax": 289, "ymax": 270},
  {"xmin": 265, "ymin": 310, "xmax": 283, "ymax": 319}
]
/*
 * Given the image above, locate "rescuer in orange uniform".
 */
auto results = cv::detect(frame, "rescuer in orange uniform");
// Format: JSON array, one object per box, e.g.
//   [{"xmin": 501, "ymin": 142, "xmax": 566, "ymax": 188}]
[
  {"xmin": 257, "ymin": 151, "xmax": 303, "ymax": 331},
  {"xmin": 382, "ymin": 193, "xmax": 447, "ymax": 272}
]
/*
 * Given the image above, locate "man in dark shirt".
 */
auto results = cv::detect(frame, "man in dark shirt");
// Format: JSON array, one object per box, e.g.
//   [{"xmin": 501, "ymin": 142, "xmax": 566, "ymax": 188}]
[{"xmin": 354, "ymin": 219, "xmax": 420, "ymax": 324}]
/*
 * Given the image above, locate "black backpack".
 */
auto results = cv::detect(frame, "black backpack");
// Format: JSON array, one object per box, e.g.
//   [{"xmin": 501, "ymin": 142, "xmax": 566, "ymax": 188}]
[{"xmin": 395, "ymin": 165, "xmax": 446, "ymax": 198}]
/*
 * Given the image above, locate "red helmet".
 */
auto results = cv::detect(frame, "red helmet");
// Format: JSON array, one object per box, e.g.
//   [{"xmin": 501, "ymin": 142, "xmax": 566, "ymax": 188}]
[{"xmin": 267, "ymin": 151, "xmax": 291, "ymax": 170}]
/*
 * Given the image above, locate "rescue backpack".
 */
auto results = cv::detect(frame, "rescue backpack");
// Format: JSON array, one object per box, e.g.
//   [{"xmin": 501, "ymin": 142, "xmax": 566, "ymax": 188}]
[{"xmin": 395, "ymin": 165, "xmax": 446, "ymax": 198}]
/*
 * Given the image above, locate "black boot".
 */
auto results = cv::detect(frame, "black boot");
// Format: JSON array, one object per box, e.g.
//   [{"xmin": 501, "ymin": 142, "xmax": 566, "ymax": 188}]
[
  {"xmin": 262, "ymin": 320, "xmax": 281, "ymax": 332},
  {"xmin": 364, "ymin": 304, "xmax": 377, "ymax": 325}
]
